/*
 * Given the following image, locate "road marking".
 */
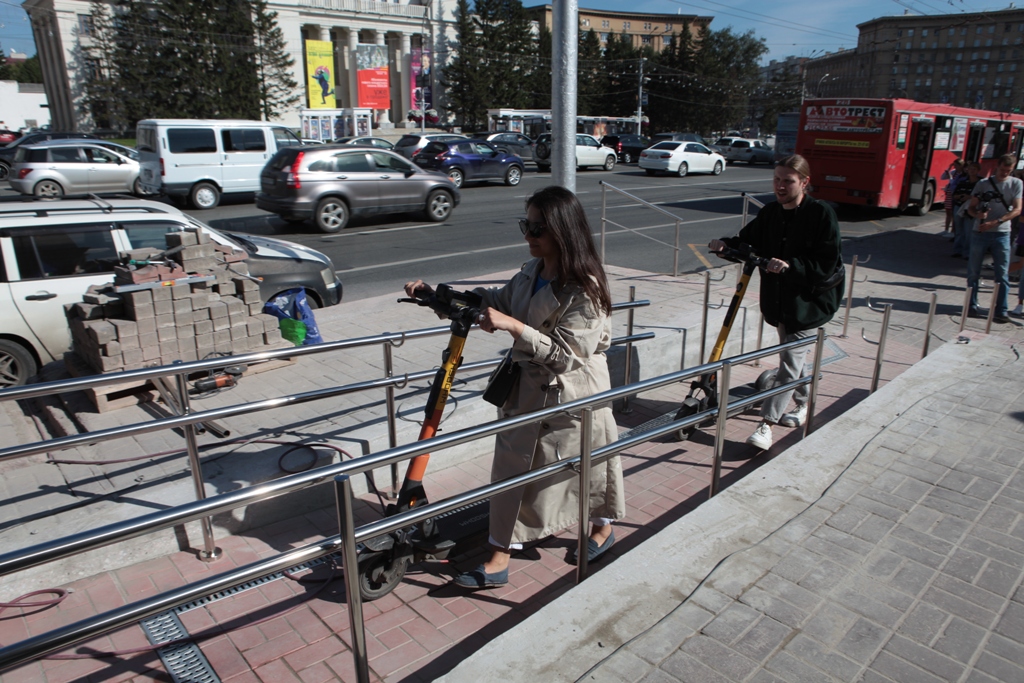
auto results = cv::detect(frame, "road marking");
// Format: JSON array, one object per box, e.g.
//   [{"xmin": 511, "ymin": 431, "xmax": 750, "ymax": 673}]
[
  {"xmin": 689, "ymin": 244, "xmax": 714, "ymax": 269},
  {"xmin": 871, "ymin": 220, "xmax": 884, "ymax": 228},
  {"xmin": 319, "ymin": 223, "xmax": 437, "ymax": 239}
]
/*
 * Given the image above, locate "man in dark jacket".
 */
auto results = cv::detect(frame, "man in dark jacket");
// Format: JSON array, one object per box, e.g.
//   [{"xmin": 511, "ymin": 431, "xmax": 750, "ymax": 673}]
[{"xmin": 710, "ymin": 154, "xmax": 843, "ymax": 450}]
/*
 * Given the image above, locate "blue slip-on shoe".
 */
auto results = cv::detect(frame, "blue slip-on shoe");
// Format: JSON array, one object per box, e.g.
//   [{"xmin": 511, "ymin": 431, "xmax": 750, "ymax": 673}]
[
  {"xmin": 453, "ymin": 565, "xmax": 508, "ymax": 588},
  {"xmin": 569, "ymin": 530, "xmax": 615, "ymax": 565}
]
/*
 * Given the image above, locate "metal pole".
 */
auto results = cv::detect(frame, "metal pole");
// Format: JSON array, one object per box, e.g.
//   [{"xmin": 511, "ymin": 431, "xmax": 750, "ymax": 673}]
[
  {"xmin": 701, "ymin": 271, "xmax": 710, "ymax": 363},
  {"xmin": 870, "ymin": 304, "xmax": 892, "ymax": 394},
  {"xmin": 840, "ymin": 255, "xmax": 857, "ymax": 338},
  {"xmin": 335, "ymin": 475, "xmax": 370, "ymax": 683},
  {"xmin": 804, "ymin": 328, "xmax": 826, "ymax": 437},
  {"xmin": 922, "ymin": 291, "xmax": 937, "ymax": 358},
  {"xmin": 754, "ymin": 310, "xmax": 765, "ymax": 366},
  {"xmin": 383, "ymin": 341, "xmax": 399, "ymax": 497},
  {"xmin": 985, "ymin": 284, "xmax": 999, "ymax": 333},
  {"xmin": 636, "ymin": 58, "xmax": 644, "ymax": 131},
  {"xmin": 621, "ymin": 286, "xmax": 636, "ymax": 413},
  {"xmin": 960, "ymin": 285, "xmax": 971, "ymax": 332},
  {"xmin": 709, "ymin": 361, "xmax": 731, "ymax": 498},
  {"xmin": 673, "ymin": 219, "xmax": 680, "ymax": 277},
  {"xmin": 600, "ymin": 182, "xmax": 607, "ymax": 264},
  {"xmin": 575, "ymin": 408, "xmax": 593, "ymax": 584},
  {"xmin": 551, "ymin": 0, "xmax": 578, "ymax": 193},
  {"xmin": 174, "ymin": 371, "xmax": 221, "ymax": 562},
  {"xmin": 741, "ymin": 192, "xmax": 749, "ymax": 227}
]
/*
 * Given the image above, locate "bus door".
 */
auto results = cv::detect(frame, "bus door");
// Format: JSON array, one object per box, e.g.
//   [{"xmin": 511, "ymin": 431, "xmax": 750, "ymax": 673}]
[
  {"xmin": 1015, "ymin": 128, "xmax": 1024, "ymax": 167},
  {"xmin": 904, "ymin": 118, "xmax": 935, "ymax": 205},
  {"xmin": 965, "ymin": 123, "xmax": 985, "ymax": 162}
]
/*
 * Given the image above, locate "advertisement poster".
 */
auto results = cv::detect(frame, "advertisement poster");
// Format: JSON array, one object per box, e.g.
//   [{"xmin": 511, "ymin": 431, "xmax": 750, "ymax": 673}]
[
  {"xmin": 411, "ymin": 48, "xmax": 432, "ymax": 111},
  {"xmin": 803, "ymin": 104, "xmax": 886, "ymax": 134},
  {"xmin": 951, "ymin": 118, "xmax": 968, "ymax": 152},
  {"xmin": 306, "ymin": 40, "xmax": 336, "ymax": 109},
  {"xmin": 357, "ymin": 45, "xmax": 390, "ymax": 109}
]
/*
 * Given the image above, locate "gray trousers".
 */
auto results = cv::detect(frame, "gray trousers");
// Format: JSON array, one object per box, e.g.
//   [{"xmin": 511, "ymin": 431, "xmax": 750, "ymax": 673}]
[{"xmin": 760, "ymin": 323, "xmax": 815, "ymax": 424}]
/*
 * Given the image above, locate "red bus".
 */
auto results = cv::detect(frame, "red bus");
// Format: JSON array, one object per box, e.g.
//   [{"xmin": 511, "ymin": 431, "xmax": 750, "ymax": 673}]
[{"xmin": 795, "ymin": 98, "xmax": 1024, "ymax": 214}]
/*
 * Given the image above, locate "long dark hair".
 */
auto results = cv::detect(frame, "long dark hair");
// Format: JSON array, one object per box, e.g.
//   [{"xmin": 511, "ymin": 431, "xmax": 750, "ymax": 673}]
[{"xmin": 526, "ymin": 186, "xmax": 612, "ymax": 315}]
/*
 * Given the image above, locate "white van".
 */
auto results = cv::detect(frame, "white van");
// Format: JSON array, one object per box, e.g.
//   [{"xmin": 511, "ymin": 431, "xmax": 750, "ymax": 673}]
[{"xmin": 137, "ymin": 119, "xmax": 304, "ymax": 209}]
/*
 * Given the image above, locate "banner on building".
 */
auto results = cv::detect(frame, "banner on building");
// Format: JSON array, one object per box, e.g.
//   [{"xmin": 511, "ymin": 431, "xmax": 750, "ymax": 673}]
[
  {"xmin": 306, "ymin": 40, "xmax": 336, "ymax": 109},
  {"xmin": 411, "ymin": 48, "xmax": 432, "ymax": 111},
  {"xmin": 357, "ymin": 45, "xmax": 390, "ymax": 109}
]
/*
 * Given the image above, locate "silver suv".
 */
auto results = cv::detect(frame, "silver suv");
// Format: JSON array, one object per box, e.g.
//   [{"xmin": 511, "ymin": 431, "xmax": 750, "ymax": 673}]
[
  {"xmin": 256, "ymin": 145, "xmax": 460, "ymax": 233},
  {"xmin": 393, "ymin": 133, "xmax": 468, "ymax": 159},
  {"xmin": 9, "ymin": 140, "xmax": 142, "ymax": 198}
]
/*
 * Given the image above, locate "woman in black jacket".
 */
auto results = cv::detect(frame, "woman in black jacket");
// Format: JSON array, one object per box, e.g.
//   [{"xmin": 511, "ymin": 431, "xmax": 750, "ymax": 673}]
[{"xmin": 709, "ymin": 155, "xmax": 843, "ymax": 450}]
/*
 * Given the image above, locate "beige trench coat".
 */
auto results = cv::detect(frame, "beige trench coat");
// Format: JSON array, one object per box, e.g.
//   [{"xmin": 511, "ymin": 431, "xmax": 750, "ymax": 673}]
[{"xmin": 475, "ymin": 259, "xmax": 626, "ymax": 547}]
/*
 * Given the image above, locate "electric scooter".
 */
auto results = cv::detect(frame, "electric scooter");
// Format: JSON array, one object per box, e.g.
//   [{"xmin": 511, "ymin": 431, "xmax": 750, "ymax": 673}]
[
  {"xmin": 674, "ymin": 244, "xmax": 779, "ymax": 441},
  {"xmin": 354, "ymin": 284, "xmax": 492, "ymax": 599}
]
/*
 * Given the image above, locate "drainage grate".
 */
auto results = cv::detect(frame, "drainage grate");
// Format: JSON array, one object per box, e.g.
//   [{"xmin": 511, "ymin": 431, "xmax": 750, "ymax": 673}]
[{"xmin": 140, "ymin": 611, "xmax": 219, "ymax": 683}]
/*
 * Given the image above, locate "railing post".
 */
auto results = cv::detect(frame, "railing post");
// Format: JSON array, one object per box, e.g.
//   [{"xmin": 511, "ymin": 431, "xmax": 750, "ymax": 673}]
[
  {"xmin": 922, "ymin": 291, "xmax": 937, "ymax": 358},
  {"xmin": 709, "ymin": 361, "xmax": 731, "ymax": 498},
  {"xmin": 985, "ymin": 283, "xmax": 999, "ymax": 333},
  {"xmin": 960, "ymin": 285, "xmax": 972, "ymax": 332},
  {"xmin": 335, "ymin": 475, "xmax": 370, "ymax": 683},
  {"xmin": 840, "ymin": 255, "xmax": 857, "ymax": 338},
  {"xmin": 174, "ymin": 369, "xmax": 221, "ymax": 562},
  {"xmin": 576, "ymin": 407, "xmax": 593, "ymax": 584},
  {"xmin": 754, "ymin": 309, "xmax": 765, "ymax": 366},
  {"xmin": 673, "ymin": 219, "xmax": 681, "ymax": 277},
  {"xmin": 804, "ymin": 328, "xmax": 826, "ymax": 437},
  {"xmin": 870, "ymin": 303, "xmax": 892, "ymax": 394},
  {"xmin": 600, "ymin": 182, "xmax": 607, "ymax": 265},
  {"xmin": 701, "ymin": 271, "xmax": 711, "ymax": 364},
  {"xmin": 383, "ymin": 340, "xmax": 399, "ymax": 497},
  {"xmin": 620, "ymin": 286, "xmax": 636, "ymax": 414}
]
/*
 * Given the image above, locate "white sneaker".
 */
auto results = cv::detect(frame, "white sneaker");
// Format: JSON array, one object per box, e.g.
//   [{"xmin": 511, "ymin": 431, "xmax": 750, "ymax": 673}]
[
  {"xmin": 746, "ymin": 421, "xmax": 773, "ymax": 450},
  {"xmin": 1012, "ymin": 304, "xmax": 1023, "ymax": 317},
  {"xmin": 779, "ymin": 404, "xmax": 808, "ymax": 428}
]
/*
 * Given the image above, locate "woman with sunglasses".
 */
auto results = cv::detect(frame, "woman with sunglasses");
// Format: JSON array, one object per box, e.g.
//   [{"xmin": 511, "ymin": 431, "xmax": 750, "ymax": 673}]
[{"xmin": 404, "ymin": 185, "xmax": 625, "ymax": 589}]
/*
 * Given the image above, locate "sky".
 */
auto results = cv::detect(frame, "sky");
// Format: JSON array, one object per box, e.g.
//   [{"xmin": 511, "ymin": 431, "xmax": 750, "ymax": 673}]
[{"xmin": 0, "ymin": 0, "xmax": 1008, "ymax": 62}]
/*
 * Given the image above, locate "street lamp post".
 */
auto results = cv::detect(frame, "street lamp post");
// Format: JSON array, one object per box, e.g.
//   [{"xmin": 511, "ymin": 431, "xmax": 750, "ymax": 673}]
[
  {"xmin": 637, "ymin": 58, "xmax": 646, "ymax": 135},
  {"xmin": 816, "ymin": 73, "xmax": 830, "ymax": 97}
]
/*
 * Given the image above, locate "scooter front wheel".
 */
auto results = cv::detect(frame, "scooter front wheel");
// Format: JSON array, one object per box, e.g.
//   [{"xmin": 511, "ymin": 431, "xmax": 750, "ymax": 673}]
[
  {"xmin": 357, "ymin": 550, "xmax": 409, "ymax": 601},
  {"xmin": 753, "ymin": 368, "xmax": 778, "ymax": 411},
  {"xmin": 673, "ymin": 396, "xmax": 703, "ymax": 441}
]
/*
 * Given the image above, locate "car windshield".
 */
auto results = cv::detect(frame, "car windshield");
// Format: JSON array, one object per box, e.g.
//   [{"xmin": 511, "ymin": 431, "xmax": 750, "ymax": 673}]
[
  {"xmin": 395, "ymin": 136, "xmax": 420, "ymax": 148},
  {"xmin": 652, "ymin": 142, "xmax": 681, "ymax": 150}
]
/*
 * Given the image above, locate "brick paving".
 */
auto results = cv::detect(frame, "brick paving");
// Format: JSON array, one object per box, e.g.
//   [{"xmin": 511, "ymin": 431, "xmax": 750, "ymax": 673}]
[{"xmin": 2, "ymin": 219, "xmax": 1023, "ymax": 682}]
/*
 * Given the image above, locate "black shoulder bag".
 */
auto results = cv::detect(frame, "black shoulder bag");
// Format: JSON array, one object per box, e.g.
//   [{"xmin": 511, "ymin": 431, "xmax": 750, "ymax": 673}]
[{"xmin": 483, "ymin": 351, "xmax": 520, "ymax": 407}]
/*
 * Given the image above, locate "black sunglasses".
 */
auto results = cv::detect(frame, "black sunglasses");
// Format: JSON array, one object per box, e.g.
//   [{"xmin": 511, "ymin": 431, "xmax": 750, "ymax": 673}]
[{"xmin": 518, "ymin": 219, "xmax": 546, "ymax": 238}]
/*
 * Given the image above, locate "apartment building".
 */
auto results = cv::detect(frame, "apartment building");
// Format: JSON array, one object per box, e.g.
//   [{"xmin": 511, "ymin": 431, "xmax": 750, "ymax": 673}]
[{"xmin": 525, "ymin": 5, "xmax": 710, "ymax": 53}]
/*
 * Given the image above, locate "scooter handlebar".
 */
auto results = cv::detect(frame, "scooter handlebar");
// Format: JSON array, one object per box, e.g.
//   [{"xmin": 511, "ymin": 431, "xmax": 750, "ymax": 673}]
[
  {"xmin": 712, "ymin": 244, "xmax": 786, "ymax": 272},
  {"xmin": 398, "ymin": 283, "xmax": 482, "ymax": 322}
]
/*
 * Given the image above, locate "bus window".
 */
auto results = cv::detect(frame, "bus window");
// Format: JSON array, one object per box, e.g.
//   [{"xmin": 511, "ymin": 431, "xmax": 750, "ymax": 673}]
[
  {"xmin": 966, "ymin": 124, "xmax": 985, "ymax": 161},
  {"xmin": 984, "ymin": 122, "xmax": 1012, "ymax": 159}
]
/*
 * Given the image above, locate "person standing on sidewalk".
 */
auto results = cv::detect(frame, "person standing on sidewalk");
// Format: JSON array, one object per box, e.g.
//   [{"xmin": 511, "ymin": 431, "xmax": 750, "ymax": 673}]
[
  {"xmin": 709, "ymin": 155, "xmax": 843, "ymax": 451},
  {"xmin": 951, "ymin": 161, "xmax": 981, "ymax": 259},
  {"xmin": 965, "ymin": 154, "xmax": 1023, "ymax": 324}
]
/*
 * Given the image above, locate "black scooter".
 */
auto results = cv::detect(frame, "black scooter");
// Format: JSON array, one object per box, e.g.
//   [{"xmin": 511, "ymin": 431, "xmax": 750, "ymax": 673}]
[
  {"xmin": 355, "ymin": 284, "xmax": 492, "ymax": 600},
  {"xmin": 674, "ymin": 244, "xmax": 778, "ymax": 441}
]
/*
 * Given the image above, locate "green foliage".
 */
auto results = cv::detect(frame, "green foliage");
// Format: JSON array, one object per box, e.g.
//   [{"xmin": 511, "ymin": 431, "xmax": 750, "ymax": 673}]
[
  {"xmin": 441, "ymin": 0, "xmax": 488, "ymax": 129},
  {"xmin": 252, "ymin": 0, "xmax": 300, "ymax": 120},
  {"xmin": 576, "ymin": 29, "xmax": 604, "ymax": 116}
]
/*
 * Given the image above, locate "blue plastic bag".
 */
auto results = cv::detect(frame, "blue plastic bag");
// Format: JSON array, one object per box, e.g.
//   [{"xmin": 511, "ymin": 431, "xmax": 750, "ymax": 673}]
[{"xmin": 262, "ymin": 288, "xmax": 324, "ymax": 346}]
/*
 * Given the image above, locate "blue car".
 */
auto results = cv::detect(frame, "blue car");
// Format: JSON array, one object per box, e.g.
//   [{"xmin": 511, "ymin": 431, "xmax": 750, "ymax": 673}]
[{"xmin": 412, "ymin": 139, "xmax": 524, "ymax": 188}]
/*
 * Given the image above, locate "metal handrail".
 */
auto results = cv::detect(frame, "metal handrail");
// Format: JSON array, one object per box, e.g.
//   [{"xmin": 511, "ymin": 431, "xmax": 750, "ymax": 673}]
[
  {"xmin": 0, "ymin": 335, "xmax": 804, "ymax": 579},
  {"xmin": 0, "ymin": 334, "xmax": 823, "ymax": 672}
]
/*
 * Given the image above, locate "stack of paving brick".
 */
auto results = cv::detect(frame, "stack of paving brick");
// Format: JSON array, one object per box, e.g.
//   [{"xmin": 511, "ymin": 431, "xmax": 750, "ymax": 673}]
[{"xmin": 65, "ymin": 228, "xmax": 288, "ymax": 375}]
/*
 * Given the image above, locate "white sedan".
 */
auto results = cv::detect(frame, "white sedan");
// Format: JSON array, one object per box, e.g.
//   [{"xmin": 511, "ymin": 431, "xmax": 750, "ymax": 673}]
[{"xmin": 639, "ymin": 141, "xmax": 725, "ymax": 177}]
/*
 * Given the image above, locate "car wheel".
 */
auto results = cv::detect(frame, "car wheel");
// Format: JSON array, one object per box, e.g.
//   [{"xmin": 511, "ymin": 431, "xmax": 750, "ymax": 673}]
[
  {"xmin": 0, "ymin": 162, "xmax": 9, "ymax": 181},
  {"xmin": 535, "ymin": 142, "xmax": 550, "ymax": 160},
  {"xmin": 190, "ymin": 182, "xmax": 220, "ymax": 210},
  {"xmin": 623, "ymin": 152, "xmax": 632, "ymax": 164},
  {"xmin": 315, "ymin": 196, "xmax": 349, "ymax": 232},
  {"xmin": 0, "ymin": 339, "xmax": 38, "ymax": 388},
  {"xmin": 133, "ymin": 178, "xmax": 144, "ymax": 196},
  {"xmin": 676, "ymin": 162, "xmax": 688, "ymax": 178},
  {"xmin": 713, "ymin": 161, "xmax": 724, "ymax": 175},
  {"xmin": 426, "ymin": 189, "xmax": 453, "ymax": 222},
  {"xmin": 504, "ymin": 166, "xmax": 522, "ymax": 186},
  {"xmin": 448, "ymin": 168, "xmax": 464, "ymax": 188},
  {"xmin": 645, "ymin": 169, "xmax": 656, "ymax": 176},
  {"xmin": 34, "ymin": 179, "xmax": 64, "ymax": 198},
  {"xmin": 914, "ymin": 185, "xmax": 935, "ymax": 217},
  {"xmin": 603, "ymin": 155, "xmax": 616, "ymax": 171}
]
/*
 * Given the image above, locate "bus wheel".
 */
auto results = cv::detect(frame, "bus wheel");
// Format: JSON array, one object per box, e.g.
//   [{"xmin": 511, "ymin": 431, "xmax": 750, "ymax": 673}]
[{"xmin": 914, "ymin": 185, "xmax": 934, "ymax": 216}]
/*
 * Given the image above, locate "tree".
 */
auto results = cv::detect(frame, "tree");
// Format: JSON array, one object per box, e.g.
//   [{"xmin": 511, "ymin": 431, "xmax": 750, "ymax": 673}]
[
  {"xmin": 601, "ymin": 32, "xmax": 641, "ymax": 118},
  {"xmin": 252, "ymin": 0, "xmax": 299, "ymax": 120},
  {"xmin": 0, "ymin": 44, "xmax": 13, "ymax": 81},
  {"xmin": 78, "ymin": 1, "xmax": 128, "ymax": 131},
  {"xmin": 441, "ymin": 0, "xmax": 488, "ymax": 129},
  {"xmin": 576, "ymin": 29, "xmax": 604, "ymax": 116},
  {"xmin": 525, "ymin": 24, "xmax": 551, "ymax": 110},
  {"xmin": 475, "ymin": 0, "xmax": 534, "ymax": 111}
]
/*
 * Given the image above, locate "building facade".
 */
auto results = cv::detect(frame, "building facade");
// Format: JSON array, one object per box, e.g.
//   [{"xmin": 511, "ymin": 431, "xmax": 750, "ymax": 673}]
[
  {"xmin": 22, "ymin": 0, "xmax": 458, "ymax": 132},
  {"xmin": 799, "ymin": 7, "xmax": 1024, "ymax": 111},
  {"xmin": 525, "ymin": 5, "xmax": 710, "ymax": 54}
]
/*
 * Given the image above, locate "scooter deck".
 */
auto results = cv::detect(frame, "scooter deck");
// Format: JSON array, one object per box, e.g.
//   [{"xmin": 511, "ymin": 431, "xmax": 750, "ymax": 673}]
[{"xmin": 410, "ymin": 499, "xmax": 490, "ymax": 559}]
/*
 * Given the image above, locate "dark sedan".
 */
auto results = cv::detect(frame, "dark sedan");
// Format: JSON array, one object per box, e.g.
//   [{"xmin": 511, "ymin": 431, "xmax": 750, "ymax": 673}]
[
  {"xmin": 412, "ymin": 139, "xmax": 524, "ymax": 188},
  {"xmin": 600, "ymin": 134, "xmax": 651, "ymax": 164}
]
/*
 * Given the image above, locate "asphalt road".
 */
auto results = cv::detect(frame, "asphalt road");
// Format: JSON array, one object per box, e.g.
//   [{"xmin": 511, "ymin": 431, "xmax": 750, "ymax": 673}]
[{"xmin": 1, "ymin": 163, "xmax": 942, "ymax": 303}]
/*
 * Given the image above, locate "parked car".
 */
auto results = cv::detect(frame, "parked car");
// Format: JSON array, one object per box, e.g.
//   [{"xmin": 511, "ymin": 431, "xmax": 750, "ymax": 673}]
[
  {"xmin": 600, "ymin": 134, "xmax": 651, "ymax": 164},
  {"xmin": 651, "ymin": 132, "xmax": 708, "ymax": 146},
  {"xmin": 0, "ymin": 129, "xmax": 19, "ymax": 145},
  {"xmin": 484, "ymin": 132, "xmax": 535, "ymax": 160},
  {"xmin": 533, "ymin": 133, "xmax": 617, "ymax": 172},
  {"xmin": 733, "ymin": 139, "xmax": 774, "ymax": 165},
  {"xmin": 0, "ymin": 132, "xmax": 97, "ymax": 181},
  {"xmin": 711, "ymin": 136, "xmax": 741, "ymax": 155},
  {"xmin": 256, "ymin": 145, "xmax": 460, "ymax": 233},
  {"xmin": 334, "ymin": 136, "xmax": 395, "ymax": 150},
  {"xmin": 8, "ymin": 140, "xmax": 143, "ymax": 198},
  {"xmin": 393, "ymin": 133, "xmax": 469, "ymax": 159},
  {"xmin": 639, "ymin": 141, "xmax": 725, "ymax": 177},
  {"xmin": 412, "ymin": 139, "xmax": 524, "ymax": 188},
  {"xmin": 136, "ymin": 119, "xmax": 306, "ymax": 209},
  {"xmin": 0, "ymin": 197, "xmax": 343, "ymax": 386}
]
